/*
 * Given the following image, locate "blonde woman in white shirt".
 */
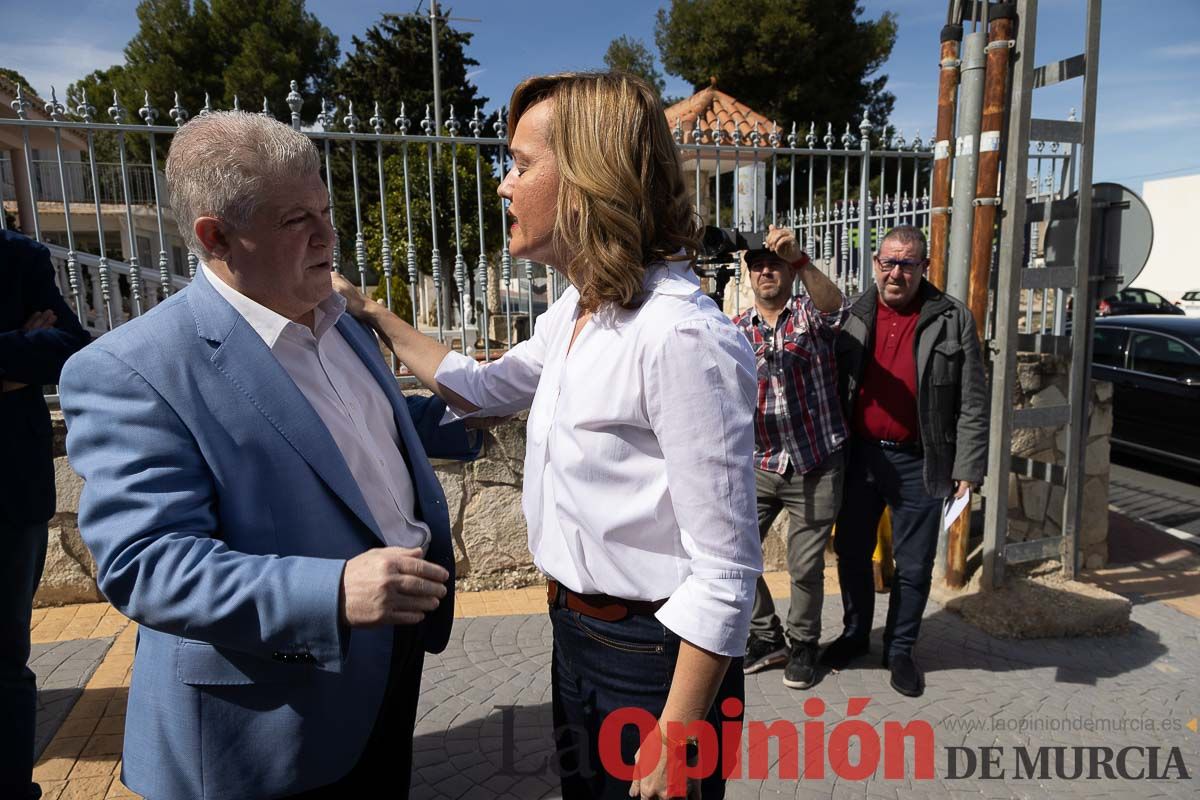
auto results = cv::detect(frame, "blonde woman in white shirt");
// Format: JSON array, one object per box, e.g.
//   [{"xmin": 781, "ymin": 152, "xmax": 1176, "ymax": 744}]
[{"xmin": 336, "ymin": 72, "xmax": 760, "ymax": 800}]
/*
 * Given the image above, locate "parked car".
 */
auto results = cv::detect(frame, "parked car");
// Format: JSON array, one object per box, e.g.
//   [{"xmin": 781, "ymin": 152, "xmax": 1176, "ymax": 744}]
[
  {"xmin": 1098, "ymin": 287, "xmax": 1185, "ymax": 317},
  {"xmin": 1177, "ymin": 289, "xmax": 1200, "ymax": 318},
  {"xmin": 1091, "ymin": 316, "xmax": 1200, "ymax": 469}
]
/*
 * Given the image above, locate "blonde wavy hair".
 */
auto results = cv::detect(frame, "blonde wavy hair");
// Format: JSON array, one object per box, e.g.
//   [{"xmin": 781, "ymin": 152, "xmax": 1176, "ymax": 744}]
[{"xmin": 508, "ymin": 72, "xmax": 700, "ymax": 311}]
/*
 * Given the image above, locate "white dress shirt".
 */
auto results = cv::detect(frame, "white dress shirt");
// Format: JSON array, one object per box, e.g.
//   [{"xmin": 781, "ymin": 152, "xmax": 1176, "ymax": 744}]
[
  {"xmin": 203, "ymin": 264, "xmax": 430, "ymax": 551},
  {"xmin": 436, "ymin": 260, "xmax": 762, "ymax": 656}
]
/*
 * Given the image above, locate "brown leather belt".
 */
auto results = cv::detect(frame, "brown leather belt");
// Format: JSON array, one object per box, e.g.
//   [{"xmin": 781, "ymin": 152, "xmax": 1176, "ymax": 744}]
[{"xmin": 547, "ymin": 579, "xmax": 667, "ymax": 622}]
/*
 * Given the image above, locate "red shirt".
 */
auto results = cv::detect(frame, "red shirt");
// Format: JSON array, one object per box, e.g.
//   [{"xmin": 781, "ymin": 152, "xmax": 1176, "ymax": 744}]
[{"xmin": 853, "ymin": 297, "xmax": 923, "ymax": 442}]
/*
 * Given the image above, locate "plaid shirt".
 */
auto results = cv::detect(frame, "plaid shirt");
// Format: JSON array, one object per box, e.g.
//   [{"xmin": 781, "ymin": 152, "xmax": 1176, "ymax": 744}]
[{"xmin": 732, "ymin": 294, "xmax": 850, "ymax": 475}]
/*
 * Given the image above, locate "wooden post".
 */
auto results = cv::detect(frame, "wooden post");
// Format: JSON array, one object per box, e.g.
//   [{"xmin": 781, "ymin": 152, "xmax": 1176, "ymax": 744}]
[{"xmin": 928, "ymin": 18, "xmax": 963, "ymax": 290}]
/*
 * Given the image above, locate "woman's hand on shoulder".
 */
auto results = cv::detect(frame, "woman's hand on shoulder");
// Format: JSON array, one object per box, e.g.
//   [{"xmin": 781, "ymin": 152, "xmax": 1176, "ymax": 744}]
[{"xmin": 332, "ymin": 272, "xmax": 373, "ymax": 321}]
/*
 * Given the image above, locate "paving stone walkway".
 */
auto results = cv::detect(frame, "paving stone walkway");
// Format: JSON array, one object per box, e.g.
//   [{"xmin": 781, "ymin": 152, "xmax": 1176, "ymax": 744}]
[
  {"xmin": 411, "ymin": 598, "xmax": 1200, "ymax": 799},
  {"xmin": 30, "ymin": 566, "xmax": 1200, "ymax": 799},
  {"xmin": 31, "ymin": 637, "xmax": 114, "ymax": 759}
]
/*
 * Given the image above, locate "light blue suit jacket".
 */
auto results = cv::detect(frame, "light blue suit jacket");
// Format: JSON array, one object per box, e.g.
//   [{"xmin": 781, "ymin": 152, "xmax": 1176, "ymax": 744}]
[{"xmin": 59, "ymin": 267, "xmax": 478, "ymax": 800}]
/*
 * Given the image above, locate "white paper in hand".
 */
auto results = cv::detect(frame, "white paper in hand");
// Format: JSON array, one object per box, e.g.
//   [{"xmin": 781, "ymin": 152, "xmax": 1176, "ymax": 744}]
[{"xmin": 943, "ymin": 489, "xmax": 971, "ymax": 532}]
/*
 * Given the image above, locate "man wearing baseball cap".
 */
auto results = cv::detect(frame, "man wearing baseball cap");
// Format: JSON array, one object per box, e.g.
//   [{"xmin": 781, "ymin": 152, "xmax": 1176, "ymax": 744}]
[{"xmin": 731, "ymin": 225, "xmax": 849, "ymax": 690}]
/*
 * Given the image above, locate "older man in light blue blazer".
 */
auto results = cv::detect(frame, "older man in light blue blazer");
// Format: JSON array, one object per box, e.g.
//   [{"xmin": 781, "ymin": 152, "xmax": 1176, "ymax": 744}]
[{"xmin": 58, "ymin": 111, "xmax": 478, "ymax": 800}]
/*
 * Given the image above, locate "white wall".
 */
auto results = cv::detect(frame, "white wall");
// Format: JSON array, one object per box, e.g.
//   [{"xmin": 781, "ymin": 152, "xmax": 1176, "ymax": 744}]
[{"xmin": 1135, "ymin": 173, "xmax": 1200, "ymax": 302}]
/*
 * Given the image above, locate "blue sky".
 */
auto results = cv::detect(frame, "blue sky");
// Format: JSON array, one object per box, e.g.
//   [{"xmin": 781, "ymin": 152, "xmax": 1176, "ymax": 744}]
[{"xmin": 4, "ymin": 0, "xmax": 1198, "ymax": 191}]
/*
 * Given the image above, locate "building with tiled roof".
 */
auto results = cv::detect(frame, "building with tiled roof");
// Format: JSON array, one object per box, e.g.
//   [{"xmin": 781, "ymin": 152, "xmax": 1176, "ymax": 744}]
[{"xmin": 664, "ymin": 82, "xmax": 779, "ymax": 148}]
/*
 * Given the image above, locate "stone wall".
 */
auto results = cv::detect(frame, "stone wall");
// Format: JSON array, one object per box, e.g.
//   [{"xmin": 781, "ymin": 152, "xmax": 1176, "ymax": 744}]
[
  {"xmin": 36, "ymin": 360, "xmax": 1111, "ymax": 605},
  {"xmin": 1007, "ymin": 354, "xmax": 1113, "ymax": 571},
  {"xmin": 37, "ymin": 405, "xmax": 786, "ymax": 606}
]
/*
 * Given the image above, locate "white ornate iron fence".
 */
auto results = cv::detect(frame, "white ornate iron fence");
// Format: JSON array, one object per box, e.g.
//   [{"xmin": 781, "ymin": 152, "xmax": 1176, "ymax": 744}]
[{"xmin": 1, "ymin": 81, "xmax": 933, "ymax": 360}]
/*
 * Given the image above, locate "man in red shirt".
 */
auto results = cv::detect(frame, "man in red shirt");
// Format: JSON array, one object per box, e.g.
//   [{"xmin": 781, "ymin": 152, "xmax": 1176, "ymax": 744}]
[{"xmin": 825, "ymin": 226, "xmax": 988, "ymax": 697}]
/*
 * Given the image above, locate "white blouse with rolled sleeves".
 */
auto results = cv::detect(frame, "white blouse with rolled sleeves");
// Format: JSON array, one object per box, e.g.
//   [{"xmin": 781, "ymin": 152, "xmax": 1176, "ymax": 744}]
[{"xmin": 435, "ymin": 260, "xmax": 762, "ymax": 657}]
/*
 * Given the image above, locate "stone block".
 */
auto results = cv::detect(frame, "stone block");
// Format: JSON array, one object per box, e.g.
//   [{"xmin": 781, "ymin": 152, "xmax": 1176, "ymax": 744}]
[
  {"xmin": 1020, "ymin": 479, "xmax": 1050, "ymax": 522},
  {"xmin": 1085, "ymin": 436, "xmax": 1110, "ymax": 476},
  {"xmin": 1012, "ymin": 427, "xmax": 1053, "ymax": 458},
  {"xmin": 34, "ymin": 514, "xmax": 103, "ymax": 607},
  {"xmin": 1007, "ymin": 518, "xmax": 1031, "ymax": 543},
  {"xmin": 1080, "ymin": 477, "xmax": 1109, "ymax": 546},
  {"xmin": 1016, "ymin": 361, "xmax": 1043, "ymax": 395},
  {"xmin": 459, "ymin": 483, "xmax": 531, "ymax": 576},
  {"xmin": 1093, "ymin": 379, "xmax": 1113, "ymax": 404},
  {"xmin": 1007, "ymin": 473, "xmax": 1021, "ymax": 513},
  {"xmin": 54, "ymin": 456, "xmax": 85, "ymax": 515},
  {"xmin": 762, "ymin": 514, "xmax": 788, "ymax": 571},
  {"xmin": 1046, "ymin": 484, "xmax": 1066, "ymax": 528},
  {"xmin": 1088, "ymin": 399, "xmax": 1113, "ymax": 438},
  {"xmin": 469, "ymin": 417, "xmax": 527, "ymax": 487}
]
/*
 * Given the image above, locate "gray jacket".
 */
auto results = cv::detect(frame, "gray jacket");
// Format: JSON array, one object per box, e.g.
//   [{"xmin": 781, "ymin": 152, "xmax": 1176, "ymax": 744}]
[{"xmin": 836, "ymin": 280, "xmax": 988, "ymax": 498}]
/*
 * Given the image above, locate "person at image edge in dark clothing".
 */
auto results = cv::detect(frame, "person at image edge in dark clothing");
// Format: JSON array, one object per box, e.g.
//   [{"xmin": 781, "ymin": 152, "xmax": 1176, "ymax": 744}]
[{"xmin": 1, "ymin": 226, "xmax": 92, "ymax": 800}]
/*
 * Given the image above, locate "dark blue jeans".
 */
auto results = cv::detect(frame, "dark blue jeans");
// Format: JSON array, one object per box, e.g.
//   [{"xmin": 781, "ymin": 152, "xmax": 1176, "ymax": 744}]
[
  {"xmin": 833, "ymin": 439, "xmax": 942, "ymax": 660},
  {"xmin": 550, "ymin": 603, "xmax": 743, "ymax": 799},
  {"xmin": 0, "ymin": 520, "xmax": 49, "ymax": 800}
]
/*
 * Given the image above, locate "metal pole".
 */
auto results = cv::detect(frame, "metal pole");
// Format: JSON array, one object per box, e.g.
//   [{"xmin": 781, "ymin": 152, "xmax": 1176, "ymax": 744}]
[
  {"xmin": 858, "ymin": 115, "xmax": 872, "ymax": 290},
  {"xmin": 430, "ymin": 0, "xmax": 443, "ymax": 147},
  {"xmin": 946, "ymin": 11, "xmax": 988, "ymax": 303},
  {"xmin": 1061, "ymin": 0, "xmax": 1102, "ymax": 581},
  {"xmin": 966, "ymin": 4, "xmax": 1017, "ymax": 342},
  {"xmin": 982, "ymin": 0, "xmax": 1038, "ymax": 591}
]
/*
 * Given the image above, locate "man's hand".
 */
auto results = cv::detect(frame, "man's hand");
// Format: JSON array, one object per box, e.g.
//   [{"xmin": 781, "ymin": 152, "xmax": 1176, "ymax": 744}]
[
  {"xmin": 953, "ymin": 480, "xmax": 972, "ymax": 500},
  {"xmin": 764, "ymin": 224, "xmax": 807, "ymax": 266},
  {"xmin": 332, "ymin": 273, "xmax": 374, "ymax": 322},
  {"xmin": 340, "ymin": 546, "xmax": 449, "ymax": 627},
  {"xmin": 23, "ymin": 309, "xmax": 57, "ymax": 331}
]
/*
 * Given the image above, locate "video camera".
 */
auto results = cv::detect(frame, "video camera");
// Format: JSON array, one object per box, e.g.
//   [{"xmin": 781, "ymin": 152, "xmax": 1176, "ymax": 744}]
[{"xmin": 696, "ymin": 226, "xmax": 768, "ymax": 267}]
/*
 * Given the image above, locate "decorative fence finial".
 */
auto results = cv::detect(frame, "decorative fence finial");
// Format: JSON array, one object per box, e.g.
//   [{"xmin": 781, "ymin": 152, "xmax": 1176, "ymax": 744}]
[
  {"xmin": 45, "ymin": 86, "xmax": 65, "ymax": 121},
  {"xmin": 370, "ymin": 101, "xmax": 386, "ymax": 134},
  {"xmin": 769, "ymin": 122, "xmax": 780, "ymax": 148},
  {"xmin": 75, "ymin": 89, "xmax": 95, "ymax": 123},
  {"xmin": 316, "ymin": 97, "xmax": 335, "ymax": 130},
  {"xmin": 170, "ymin": 92, "xmax": 189, "ymax": 126},
  {"xmin": 286, "ymin": 80, "xmax": 303, "ymax": 129},
  {"xmin": 445, "ymin": 105, "xmax": 459, "ymax": 136},
  {"xmin": 11, "ymin": 84, "xmax": 31, "ymax": 119},
  {"xmin": 343, "ymin": 101, "xmax": 359, "ymax": 132},
  {"xmin": 824, "ymin": 122, "xmax": 834, "ymax": 149},
  {"xmin": 469, "ymin": 106, "xmax": 483, "ymax": 137},
  {"xmin": 200, "ymin": 92, "xmax": 213, "ymax": 117},
  {"xmin": 859, "ymin": 113, "xmax": 872, "ymax": 147},
  {"xmin": 395, "ymin": 102, "xmax": 410, "ymax": 133},
  {"xmin": 108, "ymin": 90, "xmax": 127, "ymax": 124},
  {"xmin": 493, "ymin": 105, "xmax": 507, "ymax": 140},
  {"xmin": 672, "ymin": 116, "xmax": 683, "ymax": 144},
  {"xmin": 806, "ymin": 122, "xmax": 816, "ymax": 148},
  {"xmin": 232, "ymin": 94, "xmax": 240, "ymax": 111},
  {"xmin": 421, "ymin": 104, "xmax": 434, "ymax": 136},
  {"xmin": 692, "ymin": 116, "xmax": 703, "ymax": 145},
  {"xmin": 842, "ymin": 122, "xmax": 855, "ymax": 149},
  {"xmin": 260, "ymin": 96, "xmax": 271, "ymax": 118},
  {"xmin": 139, "ymin": 90, "xmax": 159, "ymax": 126}
]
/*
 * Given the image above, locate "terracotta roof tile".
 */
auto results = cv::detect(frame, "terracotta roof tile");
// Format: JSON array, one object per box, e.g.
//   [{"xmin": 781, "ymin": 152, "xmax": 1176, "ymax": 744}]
[{"xmin": 663, "ymin": 85, "xmax": 780, "ymax": 145}]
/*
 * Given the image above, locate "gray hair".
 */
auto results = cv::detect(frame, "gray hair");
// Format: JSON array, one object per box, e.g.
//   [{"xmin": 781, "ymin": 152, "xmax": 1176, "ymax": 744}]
[
  {"xmin": 877, "ymin": 225, "xmax": 928, "ymax": 260},
  {"xmin": 165, "ymin": 111, "xmax": 321, "ymax": 257}
]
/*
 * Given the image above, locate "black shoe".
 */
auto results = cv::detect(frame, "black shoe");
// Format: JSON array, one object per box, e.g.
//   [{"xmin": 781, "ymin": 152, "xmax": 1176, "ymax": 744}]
[
  {"xmin": 819, "ymin": 635, "xmax": 870, "ymax": 672},
  {"xmin": 888, "ymin": 652, "xmax": 925, "ymax": 697},
  {"xmin": 743, "ymin": 634, "xmax": 788, "ymax": 674},
  {"xmin": 782, "ymin": 641, "xmax": 819, "ymax": 689}
]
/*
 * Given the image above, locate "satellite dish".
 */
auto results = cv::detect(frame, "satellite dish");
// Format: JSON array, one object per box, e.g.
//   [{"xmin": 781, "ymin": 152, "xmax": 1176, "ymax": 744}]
[{"xmin": 1043, "ymin": 182, "xmax": 1154, "ymax": 289}]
